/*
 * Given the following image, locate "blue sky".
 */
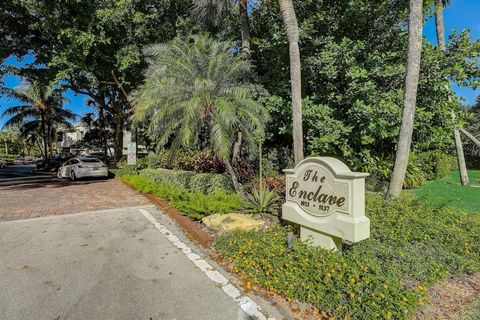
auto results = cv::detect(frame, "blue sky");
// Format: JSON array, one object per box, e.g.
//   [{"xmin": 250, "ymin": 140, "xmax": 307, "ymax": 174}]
[{"xmin": 1, "ymin": 0, "xmax": 479, "ymax": 129}]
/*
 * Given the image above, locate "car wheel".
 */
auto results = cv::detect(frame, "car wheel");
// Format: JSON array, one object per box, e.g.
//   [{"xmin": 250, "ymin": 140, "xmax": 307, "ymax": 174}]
[{"xmin": 70, "ymin": 170, "xmax": 76, "ymax": 181}]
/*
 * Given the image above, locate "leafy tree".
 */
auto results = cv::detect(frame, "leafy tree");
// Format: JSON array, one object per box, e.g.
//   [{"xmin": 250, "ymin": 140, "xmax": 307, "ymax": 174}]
[
  {"xmin": 131, "ymin": 34, "xmax": 267, "ymax": 192},
  {"xmin": 0, "ymin": 128, "xmax": 21, "ymax": 156},
  {"xmin": 0, "ymin": 0, "xmax": 191, "ymax": 161},
  {"xmin": 247, "ymin": 0, "xmax": 479, "ymax": 182}
]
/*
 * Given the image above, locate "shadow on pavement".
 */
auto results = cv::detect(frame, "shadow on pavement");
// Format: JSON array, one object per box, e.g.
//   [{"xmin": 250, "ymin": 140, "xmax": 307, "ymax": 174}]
[{"xmin": 0, "ymin": 165, "xmax": 111, "ymax": 190}]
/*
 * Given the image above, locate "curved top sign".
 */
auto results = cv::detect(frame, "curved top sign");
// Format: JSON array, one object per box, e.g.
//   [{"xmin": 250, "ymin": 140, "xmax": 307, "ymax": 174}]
[
  {"xmin": 282, "ymin": 157, "xmax": 370, "ymax": 244},
  {"xmin": 284, "ymin": 157, "xmax": 367, "ymax": 217}
]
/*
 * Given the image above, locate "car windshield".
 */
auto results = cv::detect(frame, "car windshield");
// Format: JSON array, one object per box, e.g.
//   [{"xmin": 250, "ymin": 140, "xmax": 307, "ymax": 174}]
[{"xmin": 80, "ymin": 158, "xmax": 102, "ymax": 163}]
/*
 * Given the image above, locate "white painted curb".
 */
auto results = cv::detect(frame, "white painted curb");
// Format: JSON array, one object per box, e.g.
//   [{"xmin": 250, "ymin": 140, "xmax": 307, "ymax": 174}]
[{"xmin": 139, "ymin": 209, "xmax": 276, "ymax": 320}]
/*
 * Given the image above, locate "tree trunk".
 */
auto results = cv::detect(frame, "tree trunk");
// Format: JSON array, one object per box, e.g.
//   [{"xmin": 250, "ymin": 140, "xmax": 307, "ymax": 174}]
[
  {"xmin": 99, "ymin": 109, "xmax": 109, "ymax": 157},
  {"xmin": 387, "ymin": 0, "xmax": 424, "ymax": 197},
  {"xmin": 454, "ymin": 129, "xmax": 469, "ymax": 185},
  {"xmin": 113, "ymin": 110, "xmax": 124, "ymax": 162},
  {"xmin": 40, "ymin": 114, "xmax": 50, "ymax": 167},
  {"xmin": 435, "ymin": 0, "xmax": 468, "ymax": 186},
  {"xmin": 279, "ymin": 0, "xmax": 304, "ymax": 164},
  {"xmin": 47, "ymin": 124, "xmax": 53, "ymax": 161},
  {"xmin": 232, "ymin": 131, "xmax": 243, "ymax": 165},
  {"xmin": 239, "ymin": 0, "xmax": 251, "ymax": 55},
  {"xmin": 460, "ymin": 128, "xmax": 480, "ymax": 148},
  {"xmin": 435, "ymin": 0, "xmax": 446, "ymax": 51},
  {"xmin": 224, "ymin": 158, "xmax": 242, "ymax": 195}
]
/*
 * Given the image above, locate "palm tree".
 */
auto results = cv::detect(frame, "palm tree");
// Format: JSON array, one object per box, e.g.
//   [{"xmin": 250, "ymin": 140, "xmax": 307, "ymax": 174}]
[
  {"xmin": 434, "ymin": 0, "xmax": 450, "ymax": 51},
  {"xmin": 81, "ymin": 112, "xmax": 95, "ymax": 130},
  {"xmin": 279, "ymin": 0, "xmax": 304, "ymax": 164},
  {"xmin": 433, "ymin": 0, "xmax": 469, "ymax": 185},
  {"xmin": 1, "ymin": 80, "xmax": 76, "ymax": 166},
  {"xmin": 192, "ymin": 0, "xmax": 251, "ymax": 55},
  {"xmin": 131, "ymin": 34, "xmax": 267, "ymax": 193},
  {"xmin": 193, "ymin": 0, "xmax": 252, "ymax": 164},
  {"xmin": 387, "ymin": 0, "xmax": 424, "ymax": 197}
]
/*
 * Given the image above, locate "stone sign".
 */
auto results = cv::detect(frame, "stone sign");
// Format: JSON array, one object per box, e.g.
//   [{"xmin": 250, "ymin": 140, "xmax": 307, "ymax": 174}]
[
  {"xmin": 282, "ymin": 157, "xmax": 370, "ymax": 251},
  {"xmin": 127, "ymin": 142, "xmax": 136, "ymax": 166}
]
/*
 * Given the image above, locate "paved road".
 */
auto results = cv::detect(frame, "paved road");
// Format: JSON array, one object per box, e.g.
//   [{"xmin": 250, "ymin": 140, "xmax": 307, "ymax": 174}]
[
  {"xmin": 0, "ymin": 165, "xmax": 149, "ymax": 221},
  {"xmin": 0, "ymin": 165, "xmax": 281, "ymax": 320}
]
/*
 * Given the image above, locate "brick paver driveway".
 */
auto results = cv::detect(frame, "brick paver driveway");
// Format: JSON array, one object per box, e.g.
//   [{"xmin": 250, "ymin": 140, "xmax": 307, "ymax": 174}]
[{"xmin": 0, "ymin": 165, "xmax": 149, "ymax": 221}]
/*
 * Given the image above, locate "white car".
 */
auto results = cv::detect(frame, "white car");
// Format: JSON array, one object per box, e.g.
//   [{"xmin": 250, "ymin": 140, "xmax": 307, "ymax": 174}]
[{"xmin": 57, "ymin": 157, "xmax": 108, "ymax": 180}]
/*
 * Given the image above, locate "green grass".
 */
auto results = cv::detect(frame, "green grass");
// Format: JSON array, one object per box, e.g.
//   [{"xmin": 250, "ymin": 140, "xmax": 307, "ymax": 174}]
[{"xmin": 412, "ymin": 170, "xmax": 480, "ymax": 214}]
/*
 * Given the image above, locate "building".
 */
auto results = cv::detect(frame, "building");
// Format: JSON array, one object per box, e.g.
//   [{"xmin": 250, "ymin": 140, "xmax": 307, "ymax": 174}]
[{"xmin": 56, "ymin": 122, "xmax": 146, "ymax": 157}]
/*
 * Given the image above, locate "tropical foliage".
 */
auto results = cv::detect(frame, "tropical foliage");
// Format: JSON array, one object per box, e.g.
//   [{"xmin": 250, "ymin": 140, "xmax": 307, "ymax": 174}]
[
  {"xmin": 1, "ymin": 80, "xmax": 76, "ymax": 164},
  {"xmin": 131, "ymin": 34, "xmax": 267, "ymax": 191}
]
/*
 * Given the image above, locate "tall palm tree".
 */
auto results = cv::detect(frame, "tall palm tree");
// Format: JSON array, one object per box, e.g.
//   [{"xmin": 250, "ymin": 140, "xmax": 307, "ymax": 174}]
[
  {"xmin": 434, "ymin": 0, "xmax": 450, "ymax": 51},
  {"xmin": 193, "ymin": 0, "xmax": 252, "ymax": 164},
  {"xmin": 192, "ymin": 0, "xmax": 251, "ymax": 55},
  {"xmin": 131, "ymin": 34, "xmax": 267, "ymax": 193},
  {"xmin": 1, "ymin": 80, "xmax": 76, "ymax": 166},
  {"xmin": 279, "ymin": 0, "xmax": 304, "ymax": 164},
  {"xmin": 387, "ymin": 0, "xmax": 424, "ymax": 197},
  {"xmin": 434, "ymin": 0, "xmax": 469, "ymax": 185}
]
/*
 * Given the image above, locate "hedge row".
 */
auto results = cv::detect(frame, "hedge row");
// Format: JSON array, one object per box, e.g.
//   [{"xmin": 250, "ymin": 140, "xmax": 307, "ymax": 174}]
[
  {"xmin": 140, "ymin": 168, "xmax": 234, "ymax": 194},
  {"xmin": 121, "ymin": 174, "xmax": 241, "ymax": 220}
]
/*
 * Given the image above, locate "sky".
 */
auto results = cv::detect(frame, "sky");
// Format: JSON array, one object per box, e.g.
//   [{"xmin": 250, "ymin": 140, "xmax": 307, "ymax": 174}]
[{"xmin": 1, "ymin": 0, "xmax": 479, "ymax": 129}]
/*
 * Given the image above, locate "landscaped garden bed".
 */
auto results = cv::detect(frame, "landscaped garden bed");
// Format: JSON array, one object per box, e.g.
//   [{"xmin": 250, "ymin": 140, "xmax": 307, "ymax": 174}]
[
  {"xmin": 214, "ymin": 194, "xmax": 480, "ymax": 319},
  {"xmin": 115, "ymin": 166, "xmax": 480, "ymax": 319}
]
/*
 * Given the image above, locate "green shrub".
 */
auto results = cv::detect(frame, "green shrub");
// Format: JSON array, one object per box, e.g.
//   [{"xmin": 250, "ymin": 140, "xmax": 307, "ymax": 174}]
[
  {"xmin": 214, "ymin": 194, "xmax": 480, "ymax": 319},
  {"xmin": 121, "ymin": 174, "xmax": 241, "ymax": 219},
  {"xmin": 145, "ymin": 150, "xmax": 226, "ymax": 173},
  {"xmin": 415, "ymin": 151, "xmax": 457, "ymax": 180},
  {"xmin": 146, "ymin": 151, "xmax": 170, "ymax": 169},
  {"xmin": 173, "ymin": 190, "xmax": 242, "ymax": 220},
  {"xmin": 141, "ymin": 168, "xmax": 234, "ymax": 194},
  {"xmin": 110, "ymin": 162, "xmax": 133, "ymax": 176},
  {"xmin": 243, "ymin": 184, "xmax": 280, "ymax": 215},
  {"xmin": 403, "ymin": 163, "xmax": 427, "ymax": 189}
]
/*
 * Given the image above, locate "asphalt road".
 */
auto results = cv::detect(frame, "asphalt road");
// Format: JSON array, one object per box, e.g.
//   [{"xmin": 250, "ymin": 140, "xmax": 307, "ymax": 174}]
[
  {"xmin": 0, "ymin": 165, "xmax": 281, "ymax": 320},
  {"xmin": 0, "ymin": 206, "xmax": 260, "ymax": 320}
]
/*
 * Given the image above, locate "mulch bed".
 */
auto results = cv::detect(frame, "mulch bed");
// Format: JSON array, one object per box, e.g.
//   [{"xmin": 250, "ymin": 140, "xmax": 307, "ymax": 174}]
[{"xmin": 418, "ymin": 273, "xmax": 480, "ymax": 320}]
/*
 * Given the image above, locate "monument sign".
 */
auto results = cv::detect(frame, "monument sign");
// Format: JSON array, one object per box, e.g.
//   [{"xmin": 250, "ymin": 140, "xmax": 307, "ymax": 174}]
[{"xmin": 282, "ymin": 157, "xmax": 370, "ymax": 251}]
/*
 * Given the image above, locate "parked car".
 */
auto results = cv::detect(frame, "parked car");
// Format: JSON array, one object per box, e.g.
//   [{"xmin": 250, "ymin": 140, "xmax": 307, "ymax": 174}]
[
  {"xmin": 11, "ymin": 156, "xmax": 34, "ymax": 165},
  {"xmin": 0, "ymin": 160, "xmax": 6, "ymax": 168},
  {"xmin": 57, "ymin": 157, "xmax": 108, "ymax": 180},
  {"xmin": 13, "ymin": 157, "xmax": 26, "ymax": 165}
]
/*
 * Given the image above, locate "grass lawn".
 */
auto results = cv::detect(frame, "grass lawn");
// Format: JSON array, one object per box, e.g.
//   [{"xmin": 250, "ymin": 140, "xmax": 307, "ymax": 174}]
[{"xmin": 413, "ymin": 170, "xmax": 480, "ymax": 214}]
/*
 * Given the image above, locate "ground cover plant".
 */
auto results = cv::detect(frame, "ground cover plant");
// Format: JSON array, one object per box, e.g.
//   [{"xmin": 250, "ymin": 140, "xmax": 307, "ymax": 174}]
[
  {"xmin": 214, "ymin": 194, "xmax": 480, "ymax": 319},
  {"xmin": 413, "ymin": 170, "xmax": 480, "ymax": 214},
  {"xmin": 121, "ymin": 174, "xmax": 241, "ymax": 220}
]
